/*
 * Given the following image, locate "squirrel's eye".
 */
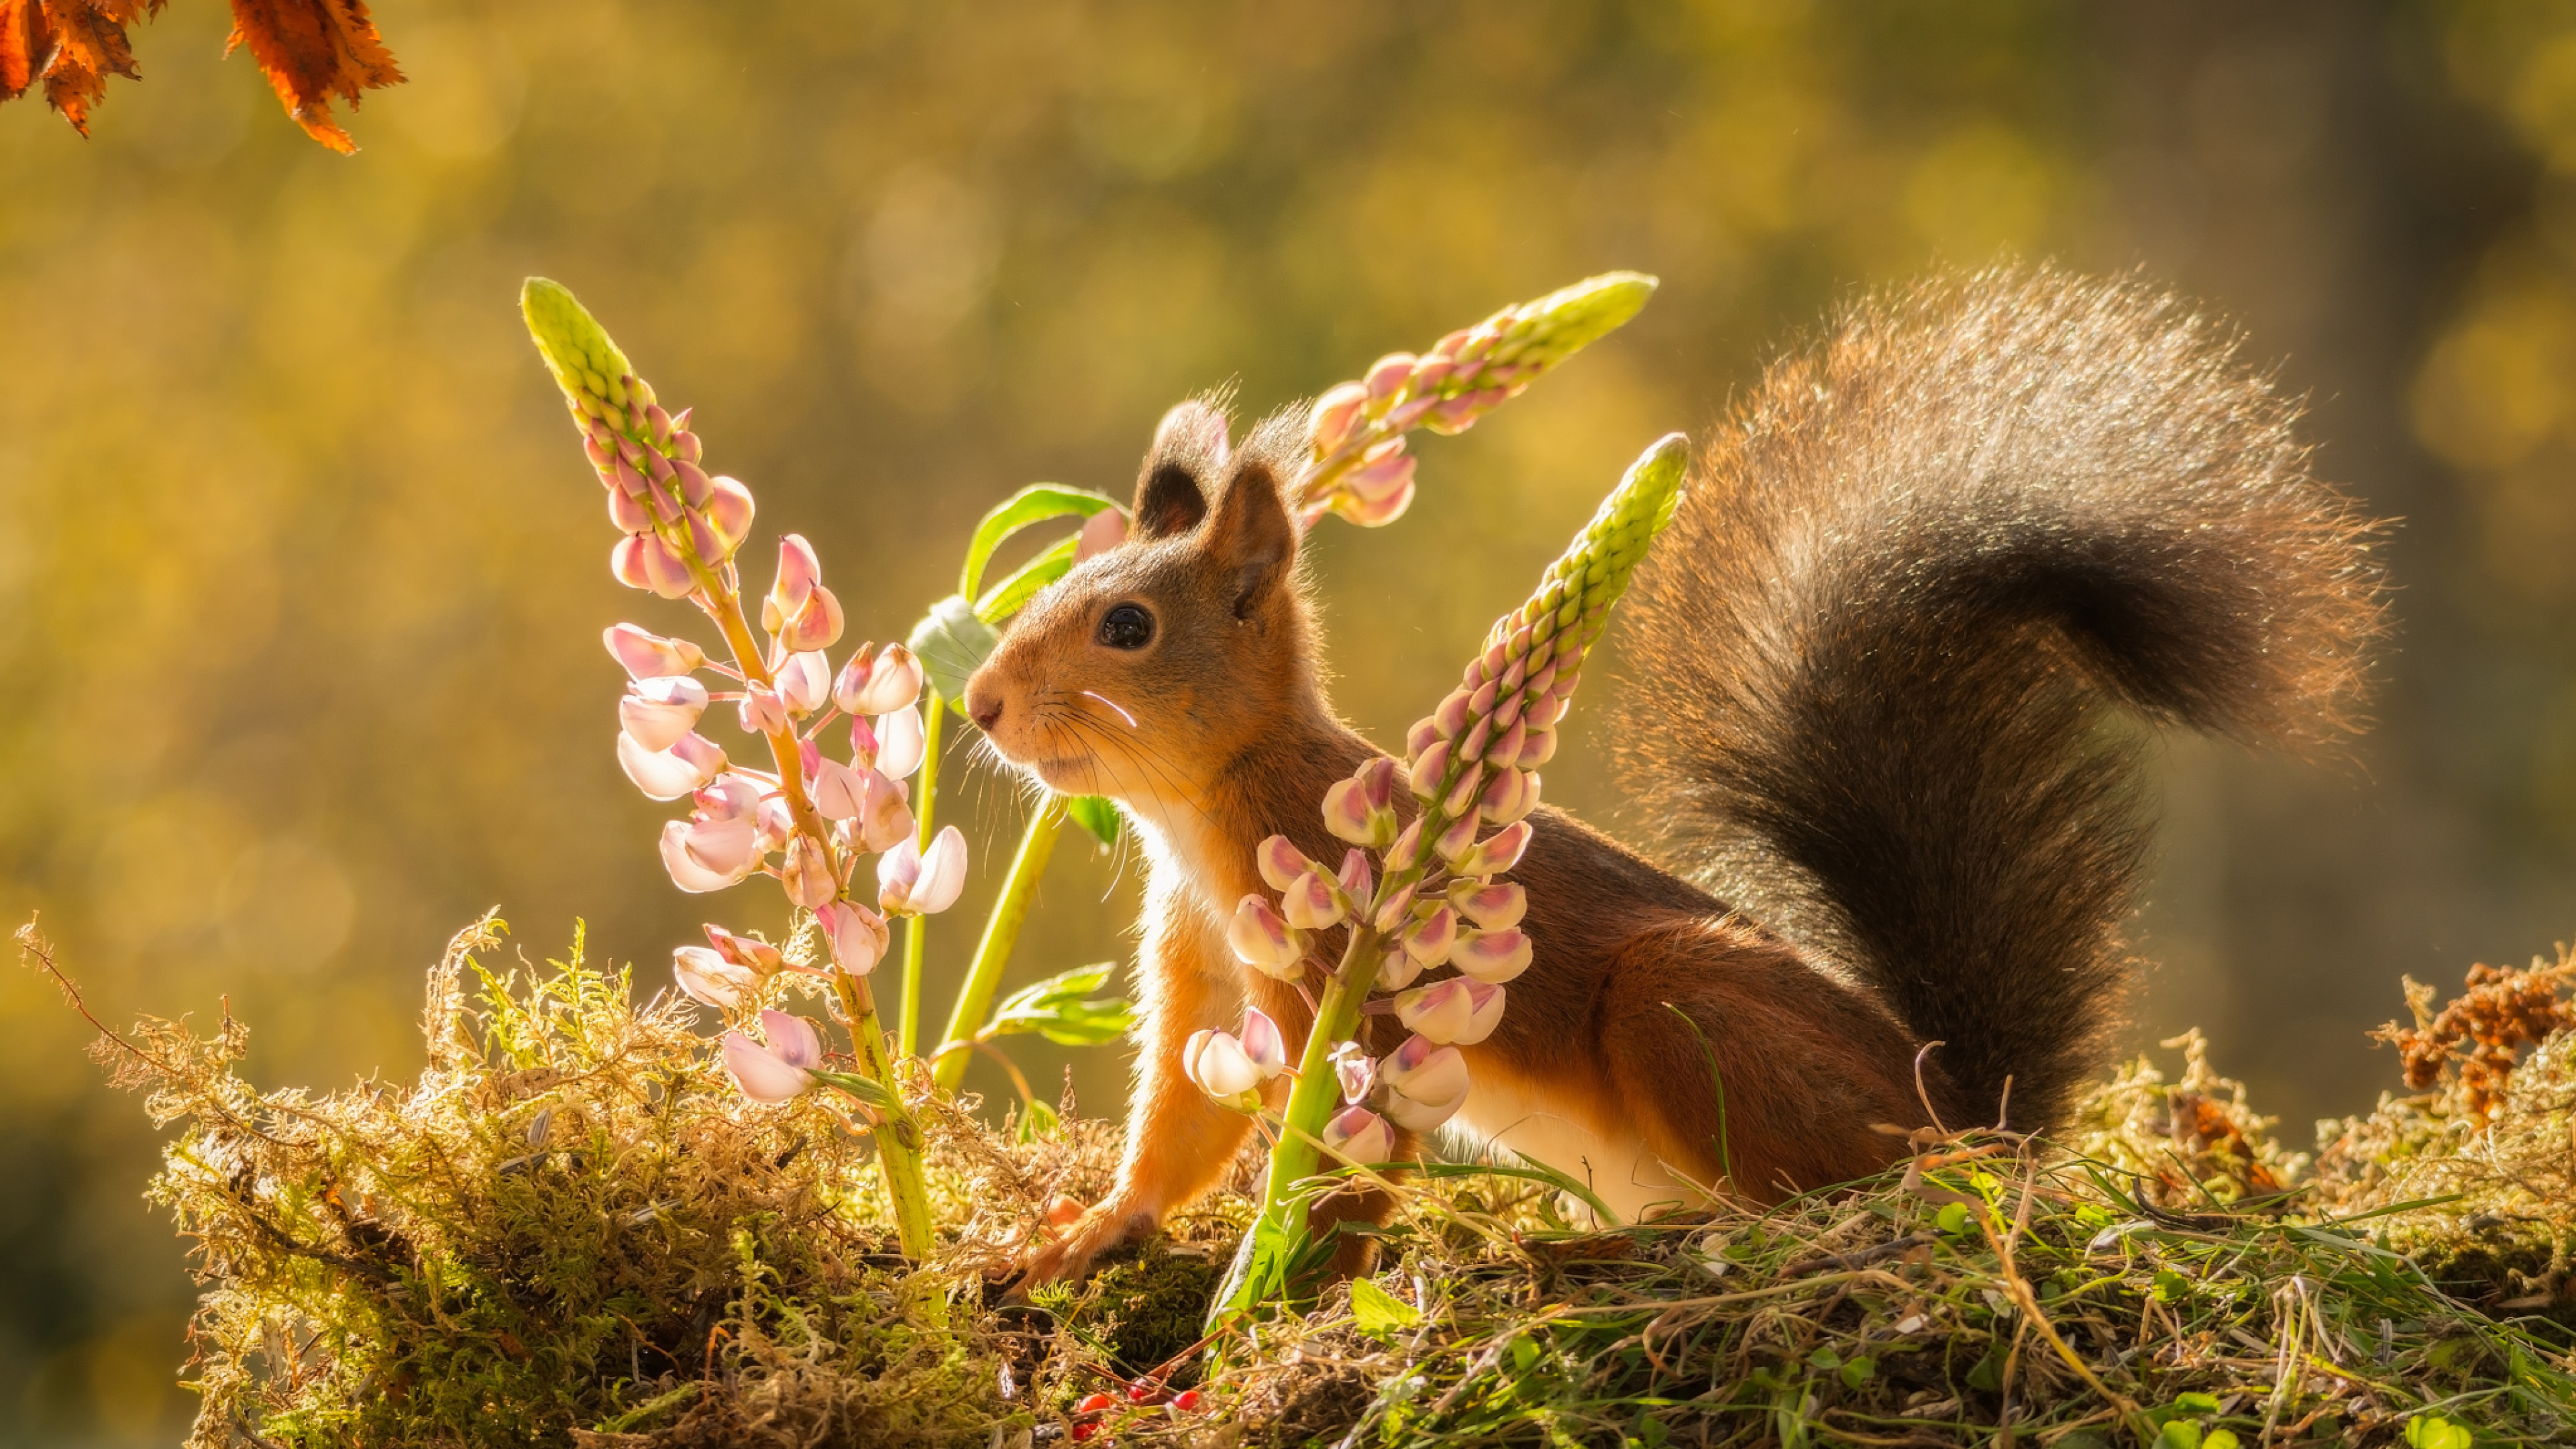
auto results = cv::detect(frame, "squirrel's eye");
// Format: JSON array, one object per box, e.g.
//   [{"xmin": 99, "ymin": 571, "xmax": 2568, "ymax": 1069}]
[{"xmin": 1097, "ymin": 602, "xmax": 1155, "ymax": 650}]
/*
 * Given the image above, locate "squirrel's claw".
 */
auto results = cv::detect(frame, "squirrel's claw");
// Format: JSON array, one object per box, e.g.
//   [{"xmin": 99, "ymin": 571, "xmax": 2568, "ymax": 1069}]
[{"xmin": 1009, "ymin": 1199, "xmax": 1159, "ymax": 1295}]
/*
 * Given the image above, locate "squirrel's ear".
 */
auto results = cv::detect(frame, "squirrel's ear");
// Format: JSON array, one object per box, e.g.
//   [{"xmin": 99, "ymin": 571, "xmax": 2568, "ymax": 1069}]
[
  {"xmin": 1132, "ymin": 401, "xmax": 1231, "ymax": 540},
  {"xmin": 1202, "ymin": 456, "xmax": 1297, "ymax": 620}
]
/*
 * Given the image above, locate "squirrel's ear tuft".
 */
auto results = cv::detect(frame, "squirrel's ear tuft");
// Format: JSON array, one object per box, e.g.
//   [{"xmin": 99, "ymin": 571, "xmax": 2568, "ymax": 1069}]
[
  {"xmin": 1203, "ymin": 451, "xmax": 1299, "ymax": 620},
  {"xmin": 1133, "ymin": 400, "xmax": 1232, "ymax": 539}
]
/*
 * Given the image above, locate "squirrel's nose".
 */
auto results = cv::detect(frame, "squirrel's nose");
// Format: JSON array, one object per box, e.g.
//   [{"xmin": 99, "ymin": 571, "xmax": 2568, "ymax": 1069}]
[{"xmin": 967, "ymin": 689, "xmax": 1003, "ymax": 733}]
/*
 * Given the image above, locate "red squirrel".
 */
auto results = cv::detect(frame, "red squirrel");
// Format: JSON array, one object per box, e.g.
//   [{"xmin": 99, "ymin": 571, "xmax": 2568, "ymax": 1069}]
[{"xmin": 963, "ymin": 267, "xmax": 2384, "ymax": 1283}]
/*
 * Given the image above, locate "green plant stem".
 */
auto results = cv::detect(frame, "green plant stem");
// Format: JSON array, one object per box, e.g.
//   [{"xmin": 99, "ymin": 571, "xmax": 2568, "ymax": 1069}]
[
  {"xmin": 897, "ymin": 688, "xmax": 946, "ymax": 1059},
  {"xmin": 931, "ymin": 794, "xmax": 1067, "ymax": 1091},
  {"xmin": 689, "ymin": 568, "xmax": 934, "ymax": 1260}
]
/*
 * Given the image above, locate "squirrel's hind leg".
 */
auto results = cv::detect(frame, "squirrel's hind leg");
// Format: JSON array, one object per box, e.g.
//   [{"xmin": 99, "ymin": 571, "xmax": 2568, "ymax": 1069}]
[{"xmin": 1597, "ymin": 920, "xmax": 1931, "ymax": 1203}]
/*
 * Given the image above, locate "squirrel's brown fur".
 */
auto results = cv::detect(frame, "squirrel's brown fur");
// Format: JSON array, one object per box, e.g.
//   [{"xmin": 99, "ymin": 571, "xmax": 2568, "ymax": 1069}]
[{"xmin": 965, "ymin": 266, "xmax": 2385, "ymax": 1284}]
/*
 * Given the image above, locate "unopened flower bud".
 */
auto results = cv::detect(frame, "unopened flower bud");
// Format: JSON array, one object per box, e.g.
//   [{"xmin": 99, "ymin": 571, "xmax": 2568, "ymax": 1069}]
[
  {"xmin": 1449, "ymin": 819, "xmax": 1532, "ymax": 877},
  {"xmin": 1362, "ymin": 353, "xmax": 1417, "ymax": 407},
  {"xmin": 1479, "ymin": 767, "xmax": 1538, "ymax": 824},
  {"xmin": 1336, "ymin": 847, "xmax": 1373, "ymax": 906},
  {"xmin": 1434, "ymin": 686, "xmax": 1474, "ymax": 740},
  {"xmin": 1385, "ymin": 818, "xmax": 1426, "ymax": 872},
  {"xmin": 1330, "ymin": 1039, "xmax": 1377, "ymax": 1106},
  {"xmin": 1370, "ymin": 880, "xmax": 1418, "ymax": 934},
  {"xmin": 605, "ymin": 624, "xmax": 706, "ymax": 680},
  {"xmin": 1323, "ymin": 757, "xmax": 1400, "ymax": 848},
  {"xmin": 1401, "ymin": 905, "xmax": 1458, "ymax": 965},
  {"xmin": 703, "ymin": 924, "xmax": 785, "ymax": 975},
  {"xmin": 1074, "ymin": 508, "xmax": 1129, "ymax": 562},
  {"xmin": 877, "ymin": 825, "xmax": 967, "ymax": 916},
  {"xmin": 672, "ymin": 945, "xmax": 757, "ymax": 1010},
  {"xmin": 1430, "ymin": 812, "xmax": 1482, "ymax": 867},
  {"xmin": 1515, "ymin": 728, "xmax": 1558, "ymax": 769},
  {"xmin": 1281, "ymin": 871, "xmax": 1345, "ymax": 931},
  {"xmin": 1309, "ymin": 381, "xmax": 1368, "ymax": 453},
  {"xmin": 1447, "ymin": 879, "xmax": 1527, "ymax": 930},
  {"xmin": 1381, "ymin": 1032, "xmax": 1470, "ymax": 1105},
  {"xmin": 1256, "ymin": 835, "xmax": 1317, "ymax": 894},
  {"xmin": 1393, "ymin": 977, "xmax": 1506, "ymax": 1046},
  {"xmin": 818, "ymin": 898, "xmax": 890, "ymax": 976},
  {"xmin": 775, "ymin": 650, "xmax": 833, "ymax": 716},
  {"xmin": 781, "ymin": 835, "xmax": 837, "ymax": 909},
  {"xmin": 1344, "ymin": 447, "xmax": 1416, "ymax": 504},
  {"xmin": 620, "ymin": 730, "xmax": 724, "ymax": 800},
  {"xmin": 1452, "ymin": 926, "xmax": 1533, "ymax": 983},
  {"xmin": 771, "ymin": 534, "xmax": 822, "ymax": 616},
  {"xmin": 670, "ymin": 455, "xmax": 713, "ymax": 507},
  {"xmin": 1375, "ymin": 945, "xmax": 1423, "ymax": 991},
  {"xmin": 1409, "ymin": 739, "xmax": 1454, "ymax": 800},
  {"xmin": 1440, "ymin": 760, "xmax": 1486, "ymax": 818},
  {"xmin": 621, "ymin": 676, "xmax": 710, "ymax": 753},
  {"xmin": 809, "ymin": 755, "xmax": 871, "ymax": 821},
  {"xmin": 835, "ymin": 643, "xmax": 924, "ymax": 717},
  {"xmin": 1226, "ymin": 894, "xmax": 1308, "ymax": 980},
  {"xmin": 614, "ymin": 533, "xmax": 698, "ymax": 599},
  {"xmin": 873, "ymin": 705, "xmax": 926, "ymax": 780},
  {"xmin": 1327, "ymin": 476, "xmax": 1414, "ymax": 527},
  {"xmin": 704, "ymin": 476, "xmax": 755, "ymax": 553},
  {"xmin": 857, "ymin": 768, "xmax": 914, "ymax": 853},
  {"xmin": 607, "ymin": 485, "xmax": 652, "ymax": 533},
  {"xmin": 1406, "ymin": 716, "xmax": 1443, "ymax": 758},
  {"xmin": 1323, "ymin": 1105, "xmax": 1395, "ymax": 1165}
]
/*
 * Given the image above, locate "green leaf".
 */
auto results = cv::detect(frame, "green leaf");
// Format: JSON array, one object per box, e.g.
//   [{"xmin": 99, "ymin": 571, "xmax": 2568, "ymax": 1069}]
[
  {"xmin": 2203, "ymin": 1432, "xmax": 2241, "ymax": 1449},
  {"xmin": 1838, "ymin": 1356, "xmax": 1876, "ymax": 1390},
  {"xmin": 1065, "ymin": 794, "xmax": 1120, "ymax": 847},
  {"xmin": 1934, "ymin": 1202, "xmax": 1973, "ymax": 1236},
  {"xmin": 982, "ymin": 963, "xmax": 1135, "ymax": 1046},
  {"xmin": 959, "ymin": 484, "xmax": 1122, "ymax": 600},
  {"xmin": 907, "ymin": 594, "xmax": 1002, "ymax": 708},
  {"xmin": 1014, "ymin": 1095, "xmax": 1060, "ymax": 1144},
  {"xmin": 1348, "ymin": 1277, "xmax": 1420, "ymax": 1336},
  {"xmin": 974, "ymin": 534, "xmax": 1079, "ymax": 624},
  {"xmin": 2406, "ymin": 1415, "xmax": 2473, "ymax": 1449},
  {"xmin": 2155, "ymin": 1424, "xmax": 2203, "ymax": 1449},
  {"xmin": 810, "ymin": 1069, "xmax": 906, "ymax": 1118}
]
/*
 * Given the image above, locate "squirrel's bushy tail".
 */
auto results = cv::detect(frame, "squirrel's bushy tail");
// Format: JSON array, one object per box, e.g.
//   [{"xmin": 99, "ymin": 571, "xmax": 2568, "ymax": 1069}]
[{"xmin": 1611, "ymin": 266, "xmax": 2385, "ymax": 1132}]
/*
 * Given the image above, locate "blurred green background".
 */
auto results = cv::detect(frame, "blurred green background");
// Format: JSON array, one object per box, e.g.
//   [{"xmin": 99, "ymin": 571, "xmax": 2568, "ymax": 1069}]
[{"xmin": 3, "ymin": 0, "xmax": 2574, "ymax": 1439}]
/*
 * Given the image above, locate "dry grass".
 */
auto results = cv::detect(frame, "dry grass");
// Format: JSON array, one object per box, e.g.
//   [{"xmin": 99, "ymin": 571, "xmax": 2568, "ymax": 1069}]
[{"xmin": 24, "ymin": 920, "xmax": 2575, "ymax": 1448}]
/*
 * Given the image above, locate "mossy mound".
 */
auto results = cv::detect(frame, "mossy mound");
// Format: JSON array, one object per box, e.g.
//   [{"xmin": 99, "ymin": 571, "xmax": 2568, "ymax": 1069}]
[{"xmin": 36, "ymin": 922, "xmax": 2576, "ymax": 1447}]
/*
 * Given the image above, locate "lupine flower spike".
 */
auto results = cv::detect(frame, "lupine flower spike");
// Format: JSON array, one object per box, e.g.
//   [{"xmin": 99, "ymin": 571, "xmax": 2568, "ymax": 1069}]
[
  {"xmin": 1211, "ymin": 431, "xmax": 1689, "ymax": 1320},
  {"xmin": 1293, "ymin": 272, "xmax": 1657, "ymax": 529},
  {"xmin": 523, "ymin": 277, "xmax": 945, "ymax": 1259}
]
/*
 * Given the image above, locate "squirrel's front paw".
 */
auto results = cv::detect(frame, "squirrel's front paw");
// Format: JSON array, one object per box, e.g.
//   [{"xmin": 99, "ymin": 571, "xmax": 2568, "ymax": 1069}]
[{"xmin": 1016, "ymin": 1195, "xmax": 1159, "ymax": 1289}]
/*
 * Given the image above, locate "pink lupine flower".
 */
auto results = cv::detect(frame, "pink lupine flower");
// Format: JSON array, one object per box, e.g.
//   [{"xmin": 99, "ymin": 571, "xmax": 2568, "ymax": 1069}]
[
  {"xmin": 777, "ymin": 584, "xmax": 844, "ymax": 652},
  {"xmin": 775, "ymin": 651, "xmax": 833, "ymax": 716},
  {"xmin": 694, "ymin": 772, "xmax": 763, "ymax": 822},
  {"xmin": 1380, "ymin": 1033, "xmax": 1469, "ymax": 1105},
  {"xmin": 818, "ymin": 898, "xmax": 890, "ymax": 976},
  {"xmin": 853, "ymin": 767, "xmax": 915, "ymax": 854},
  {"xmin": 877, "ymin": 824, "xmax": 967, "ymax": 915},
  {"xmin": 660, "ymin": 817, "xmax": 758, "ymax": 892},
  {"xmin": 738, "ymin": 682, "xmax": 790, "ymax": 735},
  {"xmin": 1074, "ymin": 507, "xmax": 1128, "ymax": 561},
  {"xmin": 1256, "ymin": 835, "xmax": 1318, "ymax": 893},
  {"xmin": 1393, "ymin": 977, "xmax": 1507, "ymax": 1045},
  {"xmin": 873, "ymin": 704, "xmax": 926, "ymax": 780},
  {"xmin": 620, "ymin": 676, "xmax": 709, "ymax": 752},
  {"xmin": 1322, "ymin": 1105, "xmax": 1395, "ymax": 1165},
  {"xmin": 767, "ymin": 535, "xmax": 822, "ymax": 619},
  {"xmin": 1330, "ymin": 1040, "xmax": 1377, "ymax": 1106},
  {"xmin": 604, "ymin": 623, "xmax": 706, "ymax": 680},
  {"xmin": 1322, "ymin": 757, "xmax": 1400, "ymax": 849},
  {"xmin": 672, "ymin": 945, "xmax": 757, "ymax": 1010},
  {"xmin": 834, "ymin": 643, "xmax": 924, "ymax": 718},
  {"xmin": 703, "ymin": 924, "xmax": 784, "ymax": 975},
  {"xmin": 1451, "ymin": 926, "xmax": 1534, "ymax": 984},
  {"xmin": 755, "ymin": 794, "xmax": 794, "ymax": 853},
  {"xmin": 1400, "ymin": 904, "xmax": 1458, "ymax": 965},
  {"xmin": 613, "ymin": 532, "xmax": 698, "ymax": 599},
  {"xmin": 1375, "ymin": 943, "xmax": 1424, "ymax": 993},
  {"xmin": 1280, "ymin": 870, "xmax": 1345, "ymax": 932},
  {"xmin": 1239, "ymin": 1008, "xmax": 1288, "ymax": 1077},
  {"xmin": 808, "ymin": 754, "xmax": 870, "ymax": 821},
  {"xmin": 619, "ymin": 730, "xmax": 726, "ymax": 800},
  {"xmin": 721, "ymin": 1008, "xmax": 824, "ymax": 1102},
  {"xmin": 781, "ymin": 834, "xmax": 837, "ymax": 909},
  {"xmin": 1227, "ymin": 894, "xmax": 1309, "ymax": 981},
  {"xmin": 1307, "ymin": 382, "xmax": 1368, "ymax": 453},
  {"xmin": 1447, "ymin": 879, "xmax": 1527, "ymax": 930},
  {"xmin": 1446, "ymin": 818, "xmax": 1532, "ymax": 877}
]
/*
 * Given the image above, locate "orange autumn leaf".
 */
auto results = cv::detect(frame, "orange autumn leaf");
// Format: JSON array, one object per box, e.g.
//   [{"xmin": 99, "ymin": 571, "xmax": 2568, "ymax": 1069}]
[
  {"xmin": 0, "ymin": 0, "xmax": 397, "ymax": 150},
  {"xmin": 223, "ymin": 0, "xmax": 400, "ymax": 154}
]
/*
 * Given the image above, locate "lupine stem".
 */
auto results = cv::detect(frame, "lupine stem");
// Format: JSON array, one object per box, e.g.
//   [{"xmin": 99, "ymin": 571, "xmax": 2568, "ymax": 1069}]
[
  {"xmin": 898, "ymin": 688, "xmax": 946, "ymax": 1059},
  {"xmin": 931, "ymin": 793, "xmax": 1068, "ymax": 1092}
]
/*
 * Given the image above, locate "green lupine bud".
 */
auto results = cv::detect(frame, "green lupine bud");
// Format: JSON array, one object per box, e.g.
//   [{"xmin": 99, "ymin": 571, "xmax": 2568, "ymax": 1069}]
[{"xmin": 522, "ymin": 278, "xmax": 637, "ymax": 425}]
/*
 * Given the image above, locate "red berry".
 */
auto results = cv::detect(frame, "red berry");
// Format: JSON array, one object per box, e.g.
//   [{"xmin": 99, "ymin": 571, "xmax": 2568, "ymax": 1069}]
[
  {"xmin": 1071, "ymin": 1424, "xmax": 1097, "ymax": 1442},
  {"xmin": 1126, "ymin": 1385, "xmax": 1155, "ymax": 1403},
  {"xmin": 1076, "ymin": 1393, "xmax": 1116, "ymax": 1415},
  {"xmin": 1172, "ymin": 1390, "xmax": 1204, "ymax": 1413}
]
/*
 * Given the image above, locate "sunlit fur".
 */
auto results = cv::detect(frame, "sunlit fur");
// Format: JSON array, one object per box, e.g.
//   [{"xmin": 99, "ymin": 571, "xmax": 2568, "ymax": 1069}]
[{"xmin": 967, "ymin": 268, "xmax": 2386, "ymax": 1285}]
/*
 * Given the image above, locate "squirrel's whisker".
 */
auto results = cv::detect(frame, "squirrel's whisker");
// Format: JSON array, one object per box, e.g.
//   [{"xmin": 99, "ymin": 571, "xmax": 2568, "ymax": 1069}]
[{"xmin": 1080, "ymin": 690, "xmax": 1140, "ymax": 729}]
